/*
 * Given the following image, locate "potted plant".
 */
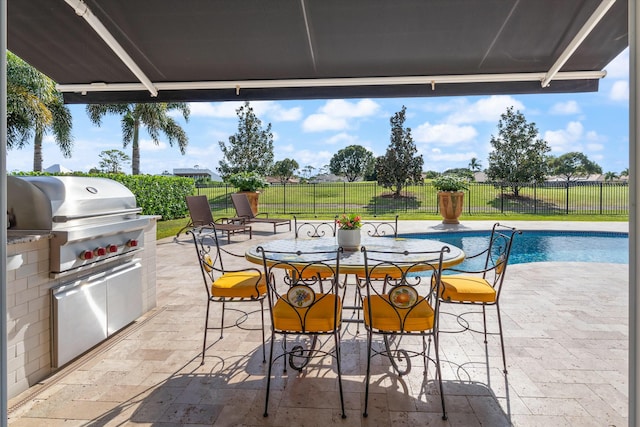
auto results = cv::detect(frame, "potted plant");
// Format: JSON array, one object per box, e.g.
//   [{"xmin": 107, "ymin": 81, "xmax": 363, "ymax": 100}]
[
  {"xmin": 226, "ymin": 171, "xmax": 269, "ymax": 215},
  {"xmin": 336, "ymin": 213, "xmax": 362, "ymax": 251},
  {"xmin": 432, "ymin": 175, "xmax": 468, "ymax": 224}
]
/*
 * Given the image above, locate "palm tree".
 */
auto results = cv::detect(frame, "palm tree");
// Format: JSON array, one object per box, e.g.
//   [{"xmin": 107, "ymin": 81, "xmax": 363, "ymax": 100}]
[
  {"xmin": 86, "ymin": 103, "xmax": 190, "ymax": 175},
  {"xmin": 604, "ymin": 171, "xmax": 619, "ymax": 182},
  {"xmin": 468, "ymin": 157, "xmax": 482, "ymax": 172},
  {"xmin": 7, "ymin": 51, "xmax": 73, "ymax": 171}
]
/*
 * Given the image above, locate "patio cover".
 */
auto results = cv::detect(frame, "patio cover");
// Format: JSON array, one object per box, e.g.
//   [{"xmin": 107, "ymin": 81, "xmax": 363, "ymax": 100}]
[{"xmin": 6, "ymin": 0, "xmax": 629, "ymax": 104}]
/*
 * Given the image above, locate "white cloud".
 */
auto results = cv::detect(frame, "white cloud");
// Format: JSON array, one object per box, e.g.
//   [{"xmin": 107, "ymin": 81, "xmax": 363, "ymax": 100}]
[
  {"xmin": 610, "ymin": 80, "xmax": 629, "ymax": 101},
  {"xmin": 446, "ymin": 95, "xmax": 525, "ymax": 124},
  {"xmin": 188, "ymin": 101, "xmax": 302, "ymax": 122},
  {"xmin": 550, "ymin": 100, "xmax": 580, "ymax": 115},
  {"xmin": 140, "ymin": 139, "xmax": 167, "ymax": 152},
  {"xmin": 303, "ymin": 114, "xmax": 349, "ymax": 132},
  {"xmin": 188, "ymin": 102, "xmax": 241, "ymax": 118},
  {"xmin": 290, "ymin": 149, "xmax": 333, "ymax": 169},
  {"xmin": 414, "ymin": 122, "xmax": 477, "ymax": 145},
  {"xmin": 326, "ymin": 132, "xmax": 360, "ymax": 145},
  {"xmin": 319, "ymin": 99, "xmax": 380, "ymax": 118},
  {"xmin": 586, "ymin": 143, "xmax": 604, "ymax": 152},
  {"xmin": 303, "ymin": 99, "xmax": 381, "ymax": 132},
  {"xmin": 543, "ymin": 121, "xmax": 603, "ymax": 154},
  {"xmin": 426, "ymin": 150, "xmax": 478, "ymax": 166}
]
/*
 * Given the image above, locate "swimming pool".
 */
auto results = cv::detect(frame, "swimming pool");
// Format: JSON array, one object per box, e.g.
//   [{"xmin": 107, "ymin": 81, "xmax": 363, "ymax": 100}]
[{"xmin": 403, "ymin": 230, "xmax": 629, "ymax": 266}]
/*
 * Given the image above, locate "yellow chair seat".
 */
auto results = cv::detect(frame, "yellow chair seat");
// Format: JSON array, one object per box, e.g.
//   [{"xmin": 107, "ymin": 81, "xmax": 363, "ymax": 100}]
[
  {"xmin": 440, "ymin": 275, "xmax": 496, "ymax": 303},
  {"xmin": 212, "ymin": 271, "xmax": 266, "ymax": 298},
  {"xmin": 363, "ymin": 295, "xmax": 434, "ymax": 332},
  {"xmin": 273, "ymin": 293, "xmax": 342, "ymax": 332}
]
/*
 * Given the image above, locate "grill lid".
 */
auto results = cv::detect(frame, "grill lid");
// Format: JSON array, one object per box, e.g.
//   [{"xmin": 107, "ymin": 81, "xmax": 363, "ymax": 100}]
[{"xmin": 7, "ymin": 176, "xmax": 140, "ymax": 230}]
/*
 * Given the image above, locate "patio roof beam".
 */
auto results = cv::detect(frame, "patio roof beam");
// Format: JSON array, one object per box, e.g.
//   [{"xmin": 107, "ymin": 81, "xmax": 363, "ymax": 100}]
[
  {"xmin": 57, "ymin": 70, "xmax": 607, "ymax": 95},
  {"xmin": 542, "ymin": 0, "xmax": 617, "ymax": 88},
  {"xmin": 64, "ymin": 0, "xmax": 158, "ymax": 97}
]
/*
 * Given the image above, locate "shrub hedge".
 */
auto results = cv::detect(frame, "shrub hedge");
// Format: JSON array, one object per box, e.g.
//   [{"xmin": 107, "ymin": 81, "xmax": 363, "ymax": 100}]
[{"xmin": 12, "ymin": 172, "xmax": 194, "ymax": 220}]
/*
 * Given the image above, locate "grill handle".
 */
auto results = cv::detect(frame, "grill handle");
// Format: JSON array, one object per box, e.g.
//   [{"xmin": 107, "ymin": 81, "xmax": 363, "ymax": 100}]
[{"xmin": 52, "ymin": 208, "xmax": 142, "ymax": 223}]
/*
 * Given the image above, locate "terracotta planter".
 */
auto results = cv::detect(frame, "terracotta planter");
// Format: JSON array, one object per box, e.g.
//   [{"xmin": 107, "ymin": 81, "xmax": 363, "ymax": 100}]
[
  {"xmin": 239, "ymin": 191, "xmax": 260, "ymax": 215},
  {"xmin": 337, "ymin": 229, "xmax": 361, "ymax": 251},
  {"xmin": 438, "ymin": 191, "xmax": 464, "ymax": 224}
]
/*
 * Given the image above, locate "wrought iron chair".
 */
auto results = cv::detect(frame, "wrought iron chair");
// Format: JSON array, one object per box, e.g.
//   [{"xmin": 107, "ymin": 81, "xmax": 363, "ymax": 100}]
[
  {"xmin": 189, "ymin": 226, "xmax": 266, "ymax": 365},
  {"xmin": 346, "ymin": 215, "xmax": 400, "ymax": 326},
  {"xmin": 361, "ymin": 214, "xmax": 399, "ymax": 237},
  {"xmin": 437, "ymin": 222, "xmax": 520, "ymax": 374},
  {"xmin": 257, "ymin": 246, "xmax": 346, "ymax": 419},
  {"xmin": 293, "ymin": 215, "xmax": 338, "ymax": 238},
  {"xmin": 361, "ymin": 245, "xmax": 450, "ymax": 420}
]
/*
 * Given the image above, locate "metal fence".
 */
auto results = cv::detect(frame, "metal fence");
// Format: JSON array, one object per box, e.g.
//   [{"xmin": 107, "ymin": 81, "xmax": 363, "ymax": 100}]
[{"xmin": 195, "ymin": 181, "xmax": 629, "ymax": 217}]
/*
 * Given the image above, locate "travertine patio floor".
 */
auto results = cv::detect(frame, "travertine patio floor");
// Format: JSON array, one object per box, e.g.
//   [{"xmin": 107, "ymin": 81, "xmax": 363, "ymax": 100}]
[{"xmin": 7, "ymin": 221, "xmax": 628, "ymax": 426}]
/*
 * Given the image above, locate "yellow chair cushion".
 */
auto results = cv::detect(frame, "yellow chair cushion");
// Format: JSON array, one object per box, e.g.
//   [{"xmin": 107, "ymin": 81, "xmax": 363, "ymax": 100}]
[
  {"xmin": 440, "ymin": 275, "xmax": 496, "ymax": 303},
  {"xmin": 272, "ymin": 293, "xmax": 342, "ymax": 332},
  {"xmin": 212, "ymin": 271, "xmax": 266, "ymax": 298},
  {"xmin": 363, "ymin": 295, "xmax": 434, "ymax": 332}
]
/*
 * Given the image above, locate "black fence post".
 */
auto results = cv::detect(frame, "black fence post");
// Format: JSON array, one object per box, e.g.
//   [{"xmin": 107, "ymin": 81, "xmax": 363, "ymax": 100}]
[
  {"xmin": 374, "ymin": 182, "xmax": 377, "ymax": 216},
  {"xmin": 343, "ymin": 182, "xmax": 346, "ymax": 213},
  {"xmin": 565, "ymin": 182, "xmax": 570, "ymax": 214},
  {"xmin": 282, "ymin": 182, "xmax": 286, "ymax": 214},
  {"xmin": 313, "ymin": 183, "xmax": 316, "ymax": 215},
  {"xmin": 600, "ymin": 182, "xmax": 603, "ymax": 215},
  {"xmin": 500, "ymin": 185, "xmax": 504, "ymax": 213}
]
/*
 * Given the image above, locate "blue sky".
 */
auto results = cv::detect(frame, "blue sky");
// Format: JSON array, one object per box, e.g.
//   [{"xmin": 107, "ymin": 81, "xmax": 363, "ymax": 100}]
[{"xmin": 7, "ymin": 49, "xmax": 629, "ymax": 177}]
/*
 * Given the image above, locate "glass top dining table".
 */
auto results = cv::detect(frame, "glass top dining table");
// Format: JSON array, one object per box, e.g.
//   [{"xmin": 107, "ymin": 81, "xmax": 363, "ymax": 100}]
[{"xmin": 244, "ymin": 235, "xmax": 466, "ymax": 274}]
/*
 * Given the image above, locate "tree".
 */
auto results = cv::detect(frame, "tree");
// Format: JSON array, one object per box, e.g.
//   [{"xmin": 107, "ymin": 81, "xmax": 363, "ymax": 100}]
[
  {"xmin": 486, "ymin": 107, "xmax": 550, "ymax": 196},
  {"xmin": 604, "ymin": 171, "xmax": 619, "ymax": 182},
  {"xmin": 86, "ymin": 103, "xmax": 189, "ymax": 175},
  {"xmin": 547, "ymin": 152, "xmax": 602, "ymax": 182},
  {"xmin": 329, "ymin": 145, "xmax": 374, "ymax": 182},
  {"xmin": 7, "ymin": 52, "xmax": 73, "ymax": 171},
  {"xmin": 468, "ymin": 157, "xmax": 482, "ymax": 172},
  {"xmin": 301, "ymin": 165, "xmax": 316, "ymax": 179},
  {"xmin": 98, "ymin": 149, "xmax": 130, "ymax": 174},
  {"xmin": 376, "ymin": 106, "xmax": 424, "ymax": 197},
  {"xmin": 218, "ymin": 101, "xmax": 274, "ymax": 178},
  {"xmin": 272, "ymin": 158, "xmax": 299, "ymax": 183}
]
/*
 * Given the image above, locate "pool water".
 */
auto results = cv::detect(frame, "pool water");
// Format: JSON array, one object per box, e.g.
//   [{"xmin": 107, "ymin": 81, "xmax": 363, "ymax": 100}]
[{"xmin": 403, "ymin": 230, "xmax": 629, "ymax": 268}]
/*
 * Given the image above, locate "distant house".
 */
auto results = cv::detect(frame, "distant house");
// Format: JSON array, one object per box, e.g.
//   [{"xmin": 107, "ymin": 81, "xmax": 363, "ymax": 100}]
[
  {"xmin": 173, "ymin": 168, "xmax": 222, "ymax": 182},
  {"xmin": 44, "ymin": 164, "xmax": 72, "ymax": 173}
]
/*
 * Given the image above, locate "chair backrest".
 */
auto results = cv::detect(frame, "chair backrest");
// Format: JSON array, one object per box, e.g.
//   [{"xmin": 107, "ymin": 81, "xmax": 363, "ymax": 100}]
[
  {"xmin": 257, "ymin": 247, "xmax": 342, "ymax": 333},
  {"xmin": 361, "ymin": 245, "xmax": 450, "ymax": 332},
  {"xmin": 186, "ymin": 195, "xmax": 215, "ymax": 227},
  {"xmin": 481, "ymin": 223, "xmax": 521, "ymax": 296},
  {"xmin": 294, "ymin": 215, "xmax": 338, "ymax": 238},
  {"xmin": 188, "ymin": 226, "xmax": 227, "ymax": 298},
  {"xmin": 361, "ymin": 215, "xmax": 399, "ymax": 237},
  {"xmin": 231, "ymin": 193, "xmax": 256, "ymax": 219}
]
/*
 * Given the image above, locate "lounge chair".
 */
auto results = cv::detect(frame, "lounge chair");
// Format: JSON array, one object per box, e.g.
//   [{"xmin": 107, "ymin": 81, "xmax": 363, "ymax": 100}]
[
  {"xmin": 177, "ymin": 195, "xmax": 252, "ymax": 243},
  {"xmin": 230, "ymin": 193, "xmax": 291, "ymax": 234}
]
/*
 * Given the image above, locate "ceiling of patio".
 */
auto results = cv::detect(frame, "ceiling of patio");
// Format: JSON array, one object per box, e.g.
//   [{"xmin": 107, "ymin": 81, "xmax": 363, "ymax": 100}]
[{"xmin": 7, "ymin": 0, "xmax": 629, "ymax": 104}]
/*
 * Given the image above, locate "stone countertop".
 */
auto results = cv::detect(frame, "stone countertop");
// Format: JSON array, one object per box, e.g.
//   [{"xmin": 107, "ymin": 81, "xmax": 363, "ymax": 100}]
[{"xmin": 7, "ymin": 230, "xmax": 52, "ymax": 245}]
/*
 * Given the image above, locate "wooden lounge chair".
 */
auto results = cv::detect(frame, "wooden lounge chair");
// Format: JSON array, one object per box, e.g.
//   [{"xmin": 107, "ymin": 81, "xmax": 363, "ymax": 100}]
[
  {"xmin": 230, "ymin": 193, "xmax": 291, "ymax": 234},
  {"xmin": 177, "ymin": 195, "xmax": 252, "ymax": 243}
]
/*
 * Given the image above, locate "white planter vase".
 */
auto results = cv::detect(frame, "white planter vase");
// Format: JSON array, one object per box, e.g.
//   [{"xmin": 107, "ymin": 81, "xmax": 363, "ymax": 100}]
[{"xmin": 337, "ymin": 229, "xmax": 361, "ymax": 251}]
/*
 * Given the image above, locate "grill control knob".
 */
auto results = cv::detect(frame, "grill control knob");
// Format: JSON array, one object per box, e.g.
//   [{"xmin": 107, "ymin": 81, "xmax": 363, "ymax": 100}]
[
  {"xmin": 80, "ymin": 250, "xmax": 94, "ymax": 260},
  {"xmin": 107, "ymin": 244, "xmax": 118, "ymax": 253},
  {"xmin": 94, "ymin": 247, "xmax": 107, "ymax": 256},
  {"xmin": 127, "ymin": 239, "xmax": 138, "ymax": 247}
]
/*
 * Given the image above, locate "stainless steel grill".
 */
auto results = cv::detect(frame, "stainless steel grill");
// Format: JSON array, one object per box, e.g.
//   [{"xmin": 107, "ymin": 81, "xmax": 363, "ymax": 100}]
[
  {"xmin": 7, "ymin": 175, "xmax": 151, "ymax": 367},
  {"xmin": 7, "ymin": 175, "xmax": 149, "ymax": 276}
]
